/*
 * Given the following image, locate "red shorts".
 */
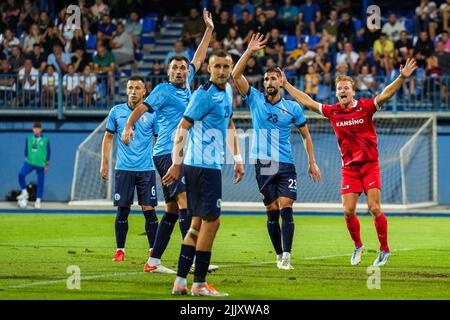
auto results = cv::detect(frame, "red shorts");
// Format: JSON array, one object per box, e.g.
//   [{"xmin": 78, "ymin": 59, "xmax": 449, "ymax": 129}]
[{"xmin": 341, "ymin": 162, "xmax": 381, "ymax": 195}]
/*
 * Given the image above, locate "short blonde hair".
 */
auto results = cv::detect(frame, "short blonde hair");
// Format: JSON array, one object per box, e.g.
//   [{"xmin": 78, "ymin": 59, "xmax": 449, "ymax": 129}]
[{"xmin": 335, "ymin": 75, "xmax": 355, "ymax": 90}]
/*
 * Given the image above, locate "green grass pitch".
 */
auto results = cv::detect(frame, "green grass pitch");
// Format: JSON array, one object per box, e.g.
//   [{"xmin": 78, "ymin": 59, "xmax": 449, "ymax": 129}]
[{"xmin": 0, "ymin": 213, "xmax": 449, "ymax": 300}]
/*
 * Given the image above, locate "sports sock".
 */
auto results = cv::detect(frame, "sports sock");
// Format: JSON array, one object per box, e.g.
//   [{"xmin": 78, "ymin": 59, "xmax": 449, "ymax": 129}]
[
  {"xmin": 193, "ymin": 251, "xmax": 211, "ymax": 283},
  {"xmin": 178, "ymin": 208, "xmax": 189, "ymax": 239},
  {"xmin": 280, "ymin": 207, "xmax": 295, "ymax": 253},
  {"xmin": 267, "ymin": 210, "xmax": 282, "ymax": 255},
  {"xmin": 151, "ymin": 212, "xmax": 178, "ymax": 259},
  {"xmin": 115, "ymin": 207, "xmax": 130, "ymax": 249},
  {"xmin": 143, "ymin": 209, "xmax": 159, "ymax": 248},
  {"xmin": 345, "ymin": 215, "xmax": 363, "ymax": 248},
  {"xmin": 374, "ymin": 213, "xmax": 389, "ymax": 251},
  {"xmin": 177, "ymin": 244, "xmax": 196, "ymax": 279}
]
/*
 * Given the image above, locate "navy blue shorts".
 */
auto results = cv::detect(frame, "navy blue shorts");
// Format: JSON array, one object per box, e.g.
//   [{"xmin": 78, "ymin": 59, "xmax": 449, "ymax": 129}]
[
  {"xmin": 153, "ymin": 154, "xmax": 186, "ymax": 203},
  {"xmin": 255, "ymin": 160, "xmax": 297, "ymax": 206},
  {"xmin": 114, "ymin": 170, "xmax": 158, "ymax": 207},
  {"xmin": 184, "ymin": 164, "xmax": 221, "ymax": 220}
]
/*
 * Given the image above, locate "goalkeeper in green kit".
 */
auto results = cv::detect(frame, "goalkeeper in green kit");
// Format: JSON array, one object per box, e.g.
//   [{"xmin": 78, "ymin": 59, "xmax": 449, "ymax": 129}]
[{"xmin": 16, "ymin": 122, "xmax": 50, "ymax": 209}]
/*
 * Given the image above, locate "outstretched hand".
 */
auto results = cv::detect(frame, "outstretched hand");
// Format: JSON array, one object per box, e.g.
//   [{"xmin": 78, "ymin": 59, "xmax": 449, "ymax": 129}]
[
  {"xmin": 277, "ymin": 67, "xmax": 287, "ymax": 87},
  {"xmin": 247, "ymin": 32, "xmax": 267, "ymax": 52},
  {"xmin": 400, "ymin": 58, "xmax": 418, "ymax": 78},
  {"xmin": 203, "ymin": 8, "xmax": 214, "ymax": 29}
]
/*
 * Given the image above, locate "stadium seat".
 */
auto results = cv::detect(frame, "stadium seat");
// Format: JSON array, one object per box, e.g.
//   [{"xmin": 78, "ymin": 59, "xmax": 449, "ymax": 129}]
[
  {"xmin": 404, "ymin": 19, "xmax": 413, "ymax": 34},
  {"xmin": 285, "ymin": 35, "xmax": 298, "ymax": 51},
  {"xmin": 307, "ymin": 35, "xmax": 320, "ymax": 49},
  {"xmin": 86, "ymin": 34, "xmax": 96, "ymax": 50},
  {"xmin": 142, "ymin": 18, "xmax": 156, "ymax": 33}
]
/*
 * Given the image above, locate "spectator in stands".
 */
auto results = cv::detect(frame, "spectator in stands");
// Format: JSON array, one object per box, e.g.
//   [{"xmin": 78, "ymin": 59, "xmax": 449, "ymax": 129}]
[
  {"xmin": 278, "ymin": 0, "xmax": 299, "ymax": 34},
  {"xmin": 337, "ymin": 10, "xmax": 356, "ymax": 49},
  {"xmin": 414, "ymin": 0, "xmax": 434, "ymax": 35},
  {"xmin": 297, "ymin": 0, "xmax": 321, "ymax": 36},
  {"xmin": 27, "ymin": 43, "xmax": 47, "ymax": 72},
  {"xmin": 182, "ymin": 7, "xmax": 205, "ymax": 48},
  {"xmin": 76, "ymin": 0, "xmax": 92, "ymax": 35},
  {"xmin": 58, "ymin": 10, "xmax": 76, "ymax": 48},
  {"xmin": 263, "ymin": 56, "xmax": 276, "ymax": 73},
  {"xmin": 336, "ymin": 42, "xmax": 359, "ymax": 75},
  {"xmin": 199, "ymin": 61, "xmax": 209, "ymax": 76},
  {"xmin": 18, "ymin": 0, "xmax": 39, "ymax": 34},
  {"xmin": 70, "ymin": 29, "xmax": 86, "ymax": 53},
  {"xmin": 335, "ymin": 62, "xmax": 348, "ymax": 76},
  {"xmin": 304, "ymin": 65, "xmax": 320, "ymax": 99},
  {"xmin": 439, "ymin": 30, "xmax": 450, "ymax": 52},
  {"xmin": 414, "ymin": 31, "xmax": 435, "ymax": 68},
  {"xmin": 210, "ymin": 0, "xmax": 227, "ymax": 26},
  {"xmin": 255, "ymin": 12, "xmax": 272, "ymax": 39},
  {"xmin": 257, "ymin": 0, "xmax": 278, "ymax": 23},
  {"xmin": 285, "ymin": 42, "xmax": 316, "ymax": 75},
  {"xmin": 42, "ymin": 26, "xmax": 66, "ymax": 57},
  {"xmin": 214, "ymin": 10, "xmax": 232, "ymax": 42},
  {"xmin": 428, "ymin": 2, "xmax": 442, "ymax": 39},
  {"xmin": 110, "ymin": 22, "xmax": 134, "ymax": 68},
  {"xmin": 244, "ymin": 55, "xmax": 263, "ymax": 86},
  {"xmin": 395, "ymin": 31, "xmax": 414, "ymax": 68},
  {"xmin": 432, "ymin": 41, "xmax": 450, "ymax": 103},
  {"xmin": 18, "ymin": 58, "xmax": 39, "ymax": 105},
  {"xmin": 237, "ymin": 9, "xmax": 256, "ymax": 44},
  {"xmin": 23, "ymin": 24, "xmax": 42, "ymax": 55},
  {"xmin": 357, "ymin": 65, "xmax": 378, "ymax": 94},
  {"xmin": 2, "ymin": 0, "xmax": 20, "ymax": 31},
  {"xmin": 373, "ymin": 33, "xmax": 395, "ymax": 76},
  {"xmin": 47, "ymin": 43, "xmax": 71, "ymax": 75},
  {"xmin": 80, "ymin": 64, "xmax": 97, "ymax": 108},
  {"xmin": 41, "ymin": 64, "xmax": 59, "ymax": 107},
  {"xmin": 37, "ymin": 11, "xmax": 54, "ymax": 37},
  {"xmin": 0, "ymin": 59, "xmax": 15, "ymax": 102},
  {"xmin": 381, "ymin": 13, "xmax": 406, "ymax": 42},
  {"xmin": 1, "ymin": 29, "xmax": 20, "ymax": 57},
  {"xmin": 319, "ymin": 9, "xmax": 338, "ymax": 54},
  {"xmin": 125, "ymin": 11, "xmax": 143, "ymax": 50},
  {"xmin": 90, "ymin": 0, "xmax": 110, "ymax": 24},
  {"xmin": 223, "ymin": 27, "xmax": 244, "ymax": 59},
  {"xmin": 93, "ymin": 44, "xmax": 116, "ymax": 98},
  {"xmin": 232, "ymin": 0, "xmax": 255, "ymax": 22},
  {"xmin": 358, "ymin": 19, "xmax": 382, "ymax": 52},
  {"xmin": 8, "ymin": 45, "xmax": 24, "ymax": 74},
  {"xmin": 313, "ymin": 44, "xmax": 332, "ymax": 82},
  {"xmin": 442, "ymin": 0, "xmax": 450, "ymax": 33},
  {"xmin": 71, "ymin": 48, "xmax": 92, "ymax": 73},
  {"xmin": 97, "ymin": 15, "xmax": 117, "ymax": 49},
  {"xmin": 163, "ymin": 40, "xmax": 190, "ymax": 68},
  {"xmin": 355, "ymin": 50, "xmax": 377, "ymax": 76},
  {"xmin": 265, "ymin": 28, "xmax": 285, "ymax": 66},
  {"xmin": 63, "ymin": 63, "xmax": 80, "ymax": 107}
]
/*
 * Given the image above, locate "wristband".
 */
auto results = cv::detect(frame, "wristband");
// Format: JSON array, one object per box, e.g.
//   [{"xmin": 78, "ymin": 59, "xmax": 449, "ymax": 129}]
[{"xmin": 234, "ymin": 154, "xmax": 243, "ymax": 162}]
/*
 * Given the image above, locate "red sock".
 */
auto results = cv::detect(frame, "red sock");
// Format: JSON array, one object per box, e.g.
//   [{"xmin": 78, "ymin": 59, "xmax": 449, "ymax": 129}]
[
  {"xmin": 345, "ymin": 215, "xmax": 362, "ymax": 248},
  {"xmin": 374, "ymin": 213, "xmax": 389, "ymax": 251}
]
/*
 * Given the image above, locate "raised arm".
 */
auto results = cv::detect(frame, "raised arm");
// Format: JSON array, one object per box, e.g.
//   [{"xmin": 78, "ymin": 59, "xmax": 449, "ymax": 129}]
[
  {"xmin": 278, "ymin": 67, "xmax": 322, "ymax": 114},
  {"xmin": 191, "ymin": 8, "xmax": 214, "ymax": 72},
  {"xmin": 161, "ymin": 118, "xmax": 193, "ymax": 186},
  {"xmin": 100, "ymin": 131, "xmax": 114, "ymax": 180},
  {"xmin": 232, "ymin": 32, "xmax": 267, "ymax": 96},
  {"xmin": 298, "ymin": 125, "xmax": 321, "ymax": 183},
  {"xmin": 376, "ymin": 58, "xmax": 417, "ymax": 107},
  {"xmin": 226, "ymin": 119, "xmax": 244, "ymax": 184},
  {"xmin": 121, "ymin": 103, "xmax": 148, "ymax": 146}
]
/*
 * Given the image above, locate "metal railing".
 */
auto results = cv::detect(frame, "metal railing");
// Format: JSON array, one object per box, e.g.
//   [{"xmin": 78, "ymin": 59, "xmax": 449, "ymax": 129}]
[{"xmin": 0, "ymin": 73, "xmax": 449, "ymax": 118}]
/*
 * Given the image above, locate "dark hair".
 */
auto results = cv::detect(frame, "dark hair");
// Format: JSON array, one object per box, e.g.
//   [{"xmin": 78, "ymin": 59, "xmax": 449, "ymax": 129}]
[
  {"xmin": 209, "ymin": 49, "xmax": 231, "ymax": 61},
  {"xmin": 265, "ymin": 67, "xmax": 281, "ymax": 77},
  {"xmin": 168, "ymin": 54, "xmax": 190, "ymax": 66},
  {"xmin": 128, "ymin": 75, "xmax": 145, "ymax": 83},
  {"xmin": 33, "ymin": 121, "xmax": 42, "ymax": 128}
]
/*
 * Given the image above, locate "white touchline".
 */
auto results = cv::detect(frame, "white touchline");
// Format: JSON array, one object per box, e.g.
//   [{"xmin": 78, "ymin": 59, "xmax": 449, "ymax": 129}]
[{"xmin": 0, "ymin": 249, "xmax": 415, "ymax": 290}]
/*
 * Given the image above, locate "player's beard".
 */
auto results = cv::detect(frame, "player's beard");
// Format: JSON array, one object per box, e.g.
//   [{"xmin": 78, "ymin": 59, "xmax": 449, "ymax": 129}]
[{"xmin": 266, "ymin": 87, "xmax": 278, "ymax": 96}]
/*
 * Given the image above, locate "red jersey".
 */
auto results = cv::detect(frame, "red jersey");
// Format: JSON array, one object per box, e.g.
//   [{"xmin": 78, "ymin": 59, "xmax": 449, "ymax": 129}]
[{"xmin": 320, "ymin": 97, "xmax": 380, "ymax": 167}]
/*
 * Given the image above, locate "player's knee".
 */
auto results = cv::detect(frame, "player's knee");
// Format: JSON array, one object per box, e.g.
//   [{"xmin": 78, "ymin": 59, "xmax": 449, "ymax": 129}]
[
  {"xmin": 141, "ymin": 205, "xmax": 154, "ymax": 211},
  {"xmin": 343, "ymin": 207, "xmax": 356, "ymax": 217},
  {"xmin": 116, "ymin": 206, "xmax": 131, "ymax": 222},
  {"xmin": 368, "ymin": 203, "xmax": 381, "ymax": 216},
  {"xmin": 266, "ymin": 201, "xmax": 279, "ymax": 212},
  {"xmin": 279, "ymin": 199, "xmax": 294, "ymax": 209},
  {"xmin": 165, "ymin": 201, "xmax": 178, "ymax": 214},
  {"xmin": 176, "ymin": 192, "xmax": 187, "ymax": 208}
]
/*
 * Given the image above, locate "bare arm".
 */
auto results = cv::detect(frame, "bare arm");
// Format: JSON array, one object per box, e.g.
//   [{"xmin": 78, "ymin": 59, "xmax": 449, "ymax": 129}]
[
  {"xmin": 298, "ymin": 125, "xmax": 321, "ymax": 183},
  {"xmin": 161, "ymin": 118, "xmax": 193, "ymax": 186},
  {"xmin": 121, "ymin": 103, "xmax": 148, "ymax": 145},
  {"xmin": 376, "ymin": 58, "xmax": 417, "ymax": 107},
  {"xmin": 231, "ymin": 32, "xmax": 267, "ymax": 96},
  {"xmin": 191, "ymin": 9, "xmax": 214, "ymax": 72},
  {"xmin": 100, "ymin": 131, "xmax": 114, "ymax": 180},
  {"xmin": 278, "ymin": 67, "xmax": 322, "ymax": 114},
  {"xmin": 226, "ymin": 119, "xmax": 244, "ymax": 184}
]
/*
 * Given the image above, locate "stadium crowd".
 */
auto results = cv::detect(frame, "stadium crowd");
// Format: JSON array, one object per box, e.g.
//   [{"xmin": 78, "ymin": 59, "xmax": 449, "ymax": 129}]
[{"xmin": 0, "ymin": 0, "xmax": 449, "ymax": 109}]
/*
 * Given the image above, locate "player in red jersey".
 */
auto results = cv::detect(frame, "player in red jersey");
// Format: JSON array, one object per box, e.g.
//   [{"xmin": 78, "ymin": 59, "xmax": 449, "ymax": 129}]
[{"xmin": 278, "ymin": 59, "xmax": 418, "ymax": 266}]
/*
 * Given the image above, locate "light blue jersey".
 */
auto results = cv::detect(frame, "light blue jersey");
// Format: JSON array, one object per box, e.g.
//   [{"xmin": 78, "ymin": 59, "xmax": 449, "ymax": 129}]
[
  {"xmin": 243, "ymin": 86, "xmax": 307, "ymax": 164},
  {"xmin": 183, "ymin": 82, "xmax": 233, "ymax": 170},
  {"xmin": 106, "ymin": 103, "xmax": 158, "ymax": 171},
  {"xmin": 144, "ymin": 64, "xmax": 195, "ymax": 157}
]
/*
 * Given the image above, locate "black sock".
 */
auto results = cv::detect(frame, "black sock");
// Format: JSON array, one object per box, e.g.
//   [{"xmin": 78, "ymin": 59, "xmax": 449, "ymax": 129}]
[
  {"xmin": 280, "ymin": 207, "xmax": 295, "ymax": 253},
  {"xmin": 177, "ymin": 244, "xmax": 196, "ymax": 278},
  {"xmin": 267, "ymin": 210, "xmax": 282, "ymax": 255},
  {"xmin": 178, "ymin": 208, "xmax": 189, "ymax": 239},
  {"xmin": 151, "ymin": 212, "xmax": 178, "ymax": 259},
  {"xmin": 143, "ymin": 209, "xmax": 159, "ymax": 248},
  {"xmin": 193, "ymin": 251, "xmax": 212, "ymax": 283},
  {"xmin": 115, "ymin": 207, "xmax": 130, "ymax": 249}
]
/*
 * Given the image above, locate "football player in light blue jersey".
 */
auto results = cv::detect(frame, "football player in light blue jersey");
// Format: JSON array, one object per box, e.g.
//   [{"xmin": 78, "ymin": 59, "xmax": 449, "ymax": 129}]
[
  {"xmin": 120, "ymin": 9, "xmax": 216, "ymax": 274},
  {"xmin": 163, "ymin": 50, "xmax": 245, "ymax": 297},
  {"xmin": 232, "ymin": 33, "xmax": 322, "ymax": 270},
  {"xmin": 101, "ymin": 76, "xmax": 159, "ymax": 262}
]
